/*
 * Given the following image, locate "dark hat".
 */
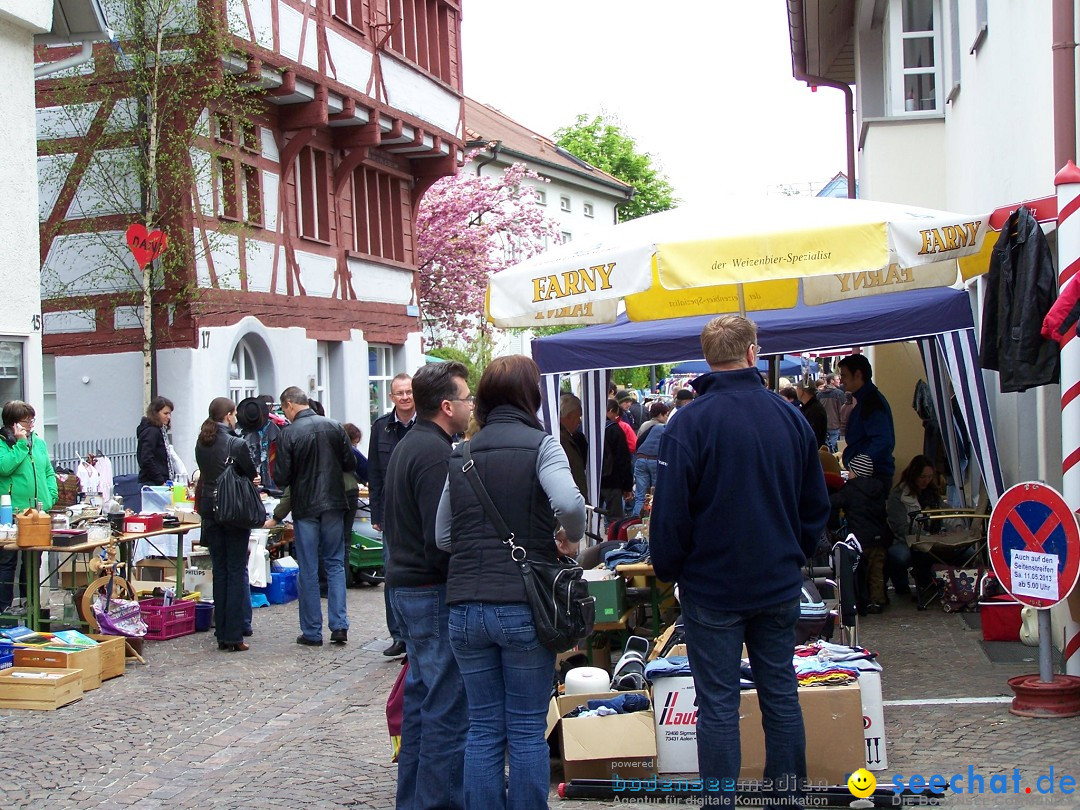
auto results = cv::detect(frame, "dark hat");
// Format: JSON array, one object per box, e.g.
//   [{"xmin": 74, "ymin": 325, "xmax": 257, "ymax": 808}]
[
  {"xmin": 847, "ymin": 454, "xmax": 874, "ymax": 479},
  {"xmin": 615, "ymin": 389, "xmax": 634, "ymax": 403},
  {"xmin": 236, "ymin": 397, "xmax": 268, "ymax": 432}
]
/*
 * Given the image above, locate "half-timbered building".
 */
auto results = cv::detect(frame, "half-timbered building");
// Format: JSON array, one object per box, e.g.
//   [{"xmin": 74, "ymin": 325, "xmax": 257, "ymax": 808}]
[{"xmin": 36, "ymin": 0, "xmax": 464, "ymax": 465}]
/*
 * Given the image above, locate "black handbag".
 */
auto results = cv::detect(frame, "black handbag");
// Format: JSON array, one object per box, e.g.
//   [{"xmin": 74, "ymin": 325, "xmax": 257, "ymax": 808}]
[
  {"xmin": 460, "ymin": 443, "xmax": 595, "ymax": 653},
  {"xmin": 213, "ymin": 452, "xmax": 266, "ymax": 529}
]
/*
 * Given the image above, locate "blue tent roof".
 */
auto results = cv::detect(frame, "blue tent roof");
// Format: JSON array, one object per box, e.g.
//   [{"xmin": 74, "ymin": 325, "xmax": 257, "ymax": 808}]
[{"xmin": 531, "ymin": 286, "xmax": 975, "ymax": 374}]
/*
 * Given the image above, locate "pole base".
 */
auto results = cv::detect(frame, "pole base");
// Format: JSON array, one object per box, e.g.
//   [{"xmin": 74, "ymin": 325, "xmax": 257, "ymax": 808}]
[{"xmin": 1007, "ymin": 674, "xmax": 1080, "ymax": 717}]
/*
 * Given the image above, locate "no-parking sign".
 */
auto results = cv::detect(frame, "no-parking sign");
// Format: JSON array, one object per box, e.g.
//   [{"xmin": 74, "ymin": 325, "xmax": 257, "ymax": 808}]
[{"xmin": 988, "ymin": 482, "xmax": 1080, "ymax": 608}]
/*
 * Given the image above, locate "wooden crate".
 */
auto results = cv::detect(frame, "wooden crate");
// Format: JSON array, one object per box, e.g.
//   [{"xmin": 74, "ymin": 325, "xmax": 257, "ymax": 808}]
[
  {"xmin": 0, "ymin": 668, "xmax": 83, "ymax": 710},
  {"xmin": 87, "ymin": 634, "xmax": 126, "ymax": 679},
  {"xmin": 14, "ymin": 645, "xmax": 102, "ymax": 691}
]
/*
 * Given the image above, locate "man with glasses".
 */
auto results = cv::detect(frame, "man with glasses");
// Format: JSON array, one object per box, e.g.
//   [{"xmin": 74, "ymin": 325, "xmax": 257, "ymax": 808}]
[
  {"xmin": 0, "ymin": 401, "xmax": 58, "ymax": 613},
  {"xmin": 368, "ymin": 372, "xmax": 415, "ymax": 657},
  {"xmin": 383, "ymin": 361, "xmax": 472, "ymax": 810},
  {"xmin": 651, "ymin": 316, "xmax": 829, "ymax": 810}
]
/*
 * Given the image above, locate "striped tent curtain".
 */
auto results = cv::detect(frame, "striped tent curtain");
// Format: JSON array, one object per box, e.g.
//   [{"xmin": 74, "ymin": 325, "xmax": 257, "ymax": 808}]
[{"xmin": 917, "ymin": 328, "xmax": 1004, "ymax": 506}]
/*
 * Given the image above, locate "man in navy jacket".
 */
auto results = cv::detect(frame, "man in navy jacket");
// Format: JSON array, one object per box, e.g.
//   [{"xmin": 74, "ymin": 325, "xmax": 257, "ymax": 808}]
[
  {"xmin": 651, "ymin": 315, "xmax": 830, "ymax": 809},
  {"xmin": 838, "ymin": 354, "xmax": 896, "ymax": 490}
]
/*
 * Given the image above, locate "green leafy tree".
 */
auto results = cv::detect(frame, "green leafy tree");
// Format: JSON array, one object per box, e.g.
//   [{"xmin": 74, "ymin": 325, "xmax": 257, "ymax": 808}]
[
  {"xmin": 554, "ymin": 113, "xmax": 677, "ymax": 221},
  {"xmin": 612, "ymin": 365, "xmax": 674, "ymax": 394}
]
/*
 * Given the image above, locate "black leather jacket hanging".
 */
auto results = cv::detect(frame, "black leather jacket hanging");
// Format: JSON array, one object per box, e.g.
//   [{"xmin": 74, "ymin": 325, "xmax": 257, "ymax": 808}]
[{"xmin": 979, "ymin": 206, "xmax": 1060, "ymax": 393}]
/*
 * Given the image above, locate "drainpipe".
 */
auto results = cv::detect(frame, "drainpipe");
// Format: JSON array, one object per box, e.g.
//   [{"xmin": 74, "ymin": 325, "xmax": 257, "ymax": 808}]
[
  {"xmin": 787, "ymin": 0, "xmax": 856, "ymax": 198},
  {"xmin": 35, "ymin": 40, "xmax": 98, "ymax": 78},
  {"xmin": 1053, "ymin": 0, "xmax": 1076, "ymax": 169},
  {"xmin": 474, "ymin": 140, "xmax": 501, "ymax": 176},
  {"xmin": 797, "ymin": 73, "xmax": 857, "ymax": 199}
]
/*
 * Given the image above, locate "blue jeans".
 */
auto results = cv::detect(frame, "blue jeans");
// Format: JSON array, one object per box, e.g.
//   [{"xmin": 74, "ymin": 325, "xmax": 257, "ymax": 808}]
[
  {"xmin": 681, "ymin": 594, "xmax": 806, "ymax": 809},
  {"xmin": 825, "ymin": 429, "xmax": 840, "ymax": 454},
  {"xmin": 887, "ymin": 543, "xmax": 912, "ymax": 593},
  {"xmin": 633, "ymin": 458, "xmax": 658, "ymax": 517},
  {"xmin": 204, "ymin": 518, "xmax": 249, "ymax": 644},
  {"xmin": 384, "ymin": 542, "xmax": 401, "ymax": 641},
  {"xmin": 292, "ymin": 511, "xmax": 348, "ymax": 640},
  {"xmin": 449, "ymin": 602, "xmax": 556, "ymax": 810},
  {"xmin": 391, "ymin": 584, "xmax": 467, "ymax": 810}
]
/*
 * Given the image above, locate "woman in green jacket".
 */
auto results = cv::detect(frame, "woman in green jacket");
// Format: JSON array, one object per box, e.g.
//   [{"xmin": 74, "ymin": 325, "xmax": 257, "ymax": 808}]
[{"xmin": 0, "ymin": 400, "xmax": 58, "ymax": 612}]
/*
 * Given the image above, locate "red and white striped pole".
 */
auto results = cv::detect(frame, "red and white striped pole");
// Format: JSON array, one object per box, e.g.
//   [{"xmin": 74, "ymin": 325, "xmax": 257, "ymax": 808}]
[{"xmin": 1055, "ymin": 161, "xmax": 1080, "ymax": 676}]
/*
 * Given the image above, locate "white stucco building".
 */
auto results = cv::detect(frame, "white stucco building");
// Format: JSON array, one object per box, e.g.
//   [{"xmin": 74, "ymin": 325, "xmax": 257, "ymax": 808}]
[
  {"xmin": 788, "ymin": 0, "xmax": 1066, "ymax": 492},
  {"xmin": 0, "ymin": 3, "xmax": 55, "ymax": 418}
]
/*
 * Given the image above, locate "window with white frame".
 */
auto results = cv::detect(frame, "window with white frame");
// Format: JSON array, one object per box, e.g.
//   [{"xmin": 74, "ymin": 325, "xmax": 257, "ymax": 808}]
[
  {"xmin": 560, "ymin": 231, "xmax": 572, "ymax": 244},
  {"xmin": 369, "ymin": 344, "xmax": 397, "ymax": 426},
  {"xmin": 42, "ymin": 354, "xmax": 58, "ymax": 448},
  {"xmin": 535, "ymin": 188, "xmax": 547, "ymax": 206},
  {"xmin": 886, "ymin": 0, "xmax": 942, "ymax": 115},
  {"xmin": 0, "ymin": 340, "xmax": 24, "ymax": 407},
  {"xmin": 583, "ymin": 201, "xmax": 594, "ymax": 218},
  {"xmin": 560, "ymin": 195, "xmax": 571, "ymax": 212},
  {"xmin": 229, "ymin": 340, "xmax": 259, "ymax": 402}
]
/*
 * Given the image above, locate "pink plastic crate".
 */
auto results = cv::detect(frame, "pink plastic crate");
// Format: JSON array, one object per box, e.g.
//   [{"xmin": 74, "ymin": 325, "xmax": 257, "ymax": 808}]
[{"xmin": 140, "ymin": 598, "xmax": 197, "ymax": 640}]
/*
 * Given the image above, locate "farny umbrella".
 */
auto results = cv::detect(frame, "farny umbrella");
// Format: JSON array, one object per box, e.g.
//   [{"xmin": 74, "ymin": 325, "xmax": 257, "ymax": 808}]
[{"xmin": 486, "ymin": 196, "xmax": 991, "ymax": 327}]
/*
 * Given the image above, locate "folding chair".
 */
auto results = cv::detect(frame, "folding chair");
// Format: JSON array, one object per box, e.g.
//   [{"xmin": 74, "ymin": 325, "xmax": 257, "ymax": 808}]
[{"xmin": 908, "ymin": 494, "xmax": 990, "ymax": 611}]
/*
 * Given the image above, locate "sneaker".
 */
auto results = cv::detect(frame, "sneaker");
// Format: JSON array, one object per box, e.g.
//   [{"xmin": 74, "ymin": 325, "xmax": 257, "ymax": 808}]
[
  {"xmin": 330, "ymin": 629, "xmax": 348, "ymax": 644},
  {"xmin": 296, "ymin": 635, "xmax": 323, "ymax": 646},
  {"xmin": 382, "ymin": 640, "xmax": 406, "ymax": 657},
  {"xmin": 866, "ymin": 603, "xmax": 885, "ymax": 615}
]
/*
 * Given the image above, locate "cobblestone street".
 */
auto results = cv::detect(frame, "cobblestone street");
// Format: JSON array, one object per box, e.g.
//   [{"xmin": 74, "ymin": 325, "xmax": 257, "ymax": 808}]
[{"xmin": 2, "ymin": 585, "xmax": 1078, "ymax": 809}]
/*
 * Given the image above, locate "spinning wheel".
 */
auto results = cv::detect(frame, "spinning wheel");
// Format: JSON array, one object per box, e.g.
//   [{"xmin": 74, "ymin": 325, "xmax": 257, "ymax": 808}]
[{"xmin": 80, "ymin": 574, "xmax": 137, "ymax": 633}]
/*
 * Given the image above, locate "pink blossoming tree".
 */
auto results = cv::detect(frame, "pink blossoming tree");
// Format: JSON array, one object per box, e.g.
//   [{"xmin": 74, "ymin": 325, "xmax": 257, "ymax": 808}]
[{"xmin": 416, "ymin": 154, "xmax": 561, "ymax": 344}]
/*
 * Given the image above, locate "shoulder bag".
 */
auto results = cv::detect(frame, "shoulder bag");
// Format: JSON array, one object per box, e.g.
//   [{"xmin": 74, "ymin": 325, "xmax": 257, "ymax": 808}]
[
  {"xmin": 213, "ymin": 448, "xmax": 266, "ymax": 530},
  {"xmin": 459, "ymin": 443, "xmax": 594, "ymax": 652}
]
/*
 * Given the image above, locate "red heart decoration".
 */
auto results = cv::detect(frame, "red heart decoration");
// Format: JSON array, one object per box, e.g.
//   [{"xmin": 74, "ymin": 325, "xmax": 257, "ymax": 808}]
[{"xmin": 125, "ymin": 223, "xmax": 168, "ymax": 269}]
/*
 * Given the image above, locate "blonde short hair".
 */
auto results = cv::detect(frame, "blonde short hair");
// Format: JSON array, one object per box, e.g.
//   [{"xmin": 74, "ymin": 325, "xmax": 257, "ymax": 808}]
[{"xmin": 700, "ymin": 315, "xmax": 757, "ymax": 367}]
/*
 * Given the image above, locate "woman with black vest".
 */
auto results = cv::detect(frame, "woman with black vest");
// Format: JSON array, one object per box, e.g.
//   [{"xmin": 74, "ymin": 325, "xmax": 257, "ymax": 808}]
[
  {"xmin": 436, "ymin": 355, "xmax": 586, "ymax": 809},
  {"xmin": 195, "ymin": 397, "xmax": 259, "ymax": 652}
]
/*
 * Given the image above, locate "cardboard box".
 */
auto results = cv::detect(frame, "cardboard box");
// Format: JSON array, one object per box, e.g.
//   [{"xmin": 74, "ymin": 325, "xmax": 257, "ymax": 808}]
[
  {"xmin": 87, "ymin": 634, "xmax": 126, "ymax": 680},
  {"xmin": 741, "ymin": 682, "xmax": 864, "ymax": 786},
  {"xmin": 652, "ymin": 676, "xmax": 699, "ymax": 773},
  {"xmin": 547, "ymin": 690, "xmax": 657, "ymax": 781},
  {"xmin": 651, "ymin": 679, "xmax": 864, "ymax": 785},
  {"xmin": 587, "ymin": 577, "xmax": 626, "ymax": 623},
  {"xmin": 14, "ymin": 644, "xmax": 102, "ymax": 691},
  {"xmin": 0, "ymin": 667, "xmax": 83, "ymax": 710},
  {"xmin": 859, "ymin": 670, "xmax": 887, "ymax": 771},
  {"xmin": 171, "ymin": 507, "xmax": 201, "ymax": 524}
]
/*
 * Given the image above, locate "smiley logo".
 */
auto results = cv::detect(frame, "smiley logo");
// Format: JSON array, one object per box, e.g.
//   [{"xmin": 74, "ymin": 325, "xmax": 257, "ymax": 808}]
[{"xmin": 847, "ymin": 768, "xmax": 877, "ymax": 798}]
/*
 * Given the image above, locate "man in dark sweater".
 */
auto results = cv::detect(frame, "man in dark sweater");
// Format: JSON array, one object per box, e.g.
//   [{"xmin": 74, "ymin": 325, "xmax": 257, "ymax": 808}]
[
  {"xmin": 651, "ymin": 315, "xmax": 830, "ymax": 809},
  {"xmin": 383, "ymin": 360, "xmax": 471, "ymax": 810}
]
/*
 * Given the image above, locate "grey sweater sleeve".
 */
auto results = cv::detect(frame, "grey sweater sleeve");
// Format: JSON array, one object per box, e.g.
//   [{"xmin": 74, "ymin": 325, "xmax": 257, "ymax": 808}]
[
  {"xmin": 434, "ymin": 478, "xmax": 452, "ymax": 552},
  {"xmin": 537, "ymin": 434, "xmax": 586, "ymax": 542}
]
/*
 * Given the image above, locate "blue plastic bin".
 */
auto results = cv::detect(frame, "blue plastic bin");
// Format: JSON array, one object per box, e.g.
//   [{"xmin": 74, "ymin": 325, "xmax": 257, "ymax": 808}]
[
  {"xmin": 261, "ymin": 569, "xmax": 299, "ymax": 604},
  {"xmin": 194, "ymin": 602, "xmax": 214, "ymax": 632}
]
